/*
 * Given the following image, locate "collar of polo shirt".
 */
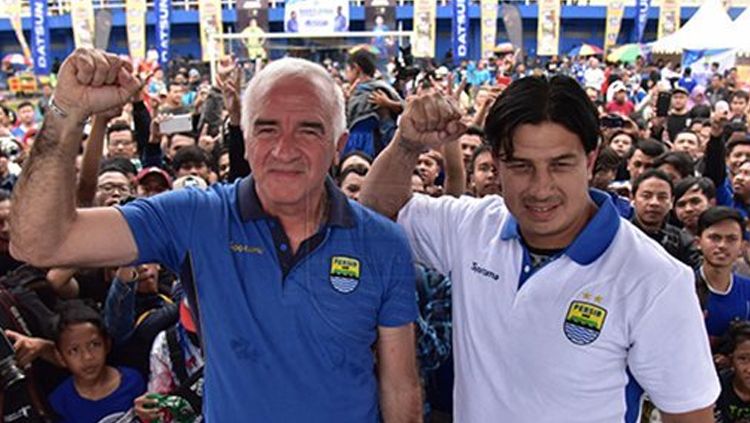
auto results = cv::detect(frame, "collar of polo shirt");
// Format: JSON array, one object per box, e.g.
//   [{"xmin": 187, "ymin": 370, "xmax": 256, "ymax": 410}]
[
  {"xmin": 237, "ymin": 175, "xmax": 355, "ymax": 228},
  {"xmin": 500, "ymin": 189, "xmax": 621, "ymax": 266}
]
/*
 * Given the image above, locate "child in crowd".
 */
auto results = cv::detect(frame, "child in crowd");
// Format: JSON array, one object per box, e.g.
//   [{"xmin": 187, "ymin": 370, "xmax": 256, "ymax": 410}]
[
  {"xmin": 716, "ymin": 321, "xmax": 750, "ymax": 422},
  {"xmin": 48, "ymin": 300, "xmax": 145, "ymax": 423}
]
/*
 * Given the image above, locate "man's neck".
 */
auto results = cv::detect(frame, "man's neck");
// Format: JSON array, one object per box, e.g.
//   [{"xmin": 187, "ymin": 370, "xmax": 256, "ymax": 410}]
[
  {"xmin": 259, "ymin": 187, "xmax": 328, "ymax": 254},
  {"xmin": 702, "ymin": 263, "xmax": 733, "ymax": 293},
  {"xmin": 733, "ymin": 377, "xmax": 750, "ymax": 403},
  {"xmin": 634, "ymin": 215, "xmax": 664, "ymax": 234}
]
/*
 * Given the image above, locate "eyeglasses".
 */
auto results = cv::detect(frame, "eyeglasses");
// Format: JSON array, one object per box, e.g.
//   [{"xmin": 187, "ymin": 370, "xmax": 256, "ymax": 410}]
[{"xmin": 97, "ymin": 184, "xmax": 132, "ymax": 194}]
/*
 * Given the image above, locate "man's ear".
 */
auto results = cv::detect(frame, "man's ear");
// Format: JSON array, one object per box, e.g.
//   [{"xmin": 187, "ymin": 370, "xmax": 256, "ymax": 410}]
[
  {"xmin": 586, "ymin": 146, "xmax": 600, "ymax": 180},
  {"xmin": 333, "ymin": 132, "xmax": 349, "ymax": 166}
]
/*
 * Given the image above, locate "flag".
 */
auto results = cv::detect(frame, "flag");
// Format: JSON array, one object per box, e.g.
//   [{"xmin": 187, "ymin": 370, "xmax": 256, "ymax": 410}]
[
  {"xmin": 155, "ymin": 0, "xmax": 171, "ymax": 69},
  {"xmin": 634, "ymin": 0, "xmax": 651, "ymax": 43},
  {"xmin": 658, "ymin": 0, "xmax": 681, "ymax": 40},
  {"xmin": 71, "ymin": 0, "xmax": 95, "ymax": 48},
  {"xmin": 537, "ymin": 0, "xmax": 561, "ymax": 56},
  {"xmin": 199, "ymin": 0, "xmax": 224, "ymax": 61},
  {"xmin": 502, "ymin": 2, "xmax": 524, "ymax": 55},
  {"xmin": 412, "ymin": 0, "xmax": 436, "ymax": 58},
  {"xmin": 480, "ymin": 0, "xmax": 497, "ymax": 59},
  {"xmin": 126, "ymin": 0, "xmax": 147, "ymax": 61},
  {"xmin": 452, "ymin": 0, "xmax": 469, "ymax": 60},
  {"xmin": 604, "ymin": 0, "xmax": 625, "ymax": 50},
  {"xmin": 30, "ymin": 0, "xmax": 50, "ymax": 75}
]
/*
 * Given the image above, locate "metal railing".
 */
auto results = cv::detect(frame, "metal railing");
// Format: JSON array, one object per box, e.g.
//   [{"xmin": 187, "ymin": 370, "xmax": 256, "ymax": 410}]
[{"xmin": 3, "ymin": 0, "xmax": 711, "ymax": 18}]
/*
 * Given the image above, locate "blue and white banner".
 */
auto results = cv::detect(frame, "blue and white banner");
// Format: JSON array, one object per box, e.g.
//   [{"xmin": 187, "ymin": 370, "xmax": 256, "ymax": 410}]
[
  {"xmin": 452, "ymin": 0, "xmax": 469, "ymax": 60},
  {"xmin": 156, "ymin": 0, "xmax": 171, "ymax": 69},
  {"xmin": 634, "ymin": 0, "xmax": 650, "ymax": 43},
  {"xmin": 30, "ymin": 0, "xmax": 50, "ymax": 75},
  {"xmin": 284, "ymin": 0, "xmax": 349, "ymax": 34}
]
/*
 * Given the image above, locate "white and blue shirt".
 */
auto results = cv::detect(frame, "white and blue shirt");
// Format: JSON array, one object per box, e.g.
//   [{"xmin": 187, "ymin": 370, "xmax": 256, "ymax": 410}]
[
  {"xmin": 398, "ymin": 189, "xmax": 719, "ymax": 423},
  {"xmin": 119, "ymin": 177, "xmax": 418, "ymax": 422}
]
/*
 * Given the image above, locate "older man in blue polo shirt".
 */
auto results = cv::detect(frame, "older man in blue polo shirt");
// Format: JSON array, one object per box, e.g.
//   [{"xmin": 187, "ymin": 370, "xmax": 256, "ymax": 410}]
[{"xmin": 9, "ymin": 48, "xmax": 421, "ymax": 422}]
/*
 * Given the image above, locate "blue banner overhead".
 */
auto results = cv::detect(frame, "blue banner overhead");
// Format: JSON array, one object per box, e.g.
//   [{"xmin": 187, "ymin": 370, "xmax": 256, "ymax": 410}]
[
  {"xmin": 452, "ymin": 0, "xmax": 469, "ymax": 60},
  {"xmin": 30, "ymin": 0, "xmax": 50, "ymax": 75}
]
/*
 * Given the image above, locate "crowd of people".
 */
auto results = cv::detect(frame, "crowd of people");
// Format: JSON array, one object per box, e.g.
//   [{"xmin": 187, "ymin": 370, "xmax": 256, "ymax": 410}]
[{"xmin": 0, "ymin": 43, "xmax": 747, "ymax": 422}]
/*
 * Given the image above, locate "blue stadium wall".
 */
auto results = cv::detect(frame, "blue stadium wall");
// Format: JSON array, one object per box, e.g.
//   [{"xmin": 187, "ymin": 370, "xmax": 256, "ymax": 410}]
[{"xmin": 0, "ymin": 4, "xmax": 745, "ymax": 63}]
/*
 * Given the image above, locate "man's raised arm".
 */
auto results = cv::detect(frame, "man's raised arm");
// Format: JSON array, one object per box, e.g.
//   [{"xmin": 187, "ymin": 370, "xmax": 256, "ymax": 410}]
[
  {"xmin": 10, "ymin": 48, "xmax": 142, "ymax": 268},
  {"xmin": 360, "ymin": 92, "xmax": 467, "ymax": 219}
]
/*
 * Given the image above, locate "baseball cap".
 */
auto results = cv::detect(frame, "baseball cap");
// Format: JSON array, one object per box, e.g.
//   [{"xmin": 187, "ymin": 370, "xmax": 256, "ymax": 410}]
[
  {"xmin": 610, "ymin": 81, "xmax": 627, "ymax": 93},
  {"xmin": 672, "ymin": 86, "xmax": 689, "ymax": 96},
  {"xmin": 136, "ymin": 166, "xmax": 172, "ymax": 188}
]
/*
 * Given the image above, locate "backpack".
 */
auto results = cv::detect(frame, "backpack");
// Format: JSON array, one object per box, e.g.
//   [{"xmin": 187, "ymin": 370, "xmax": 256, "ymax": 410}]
[{"xmin": 165, "ymin": 326, "xmax": 203, "ymax": 416}]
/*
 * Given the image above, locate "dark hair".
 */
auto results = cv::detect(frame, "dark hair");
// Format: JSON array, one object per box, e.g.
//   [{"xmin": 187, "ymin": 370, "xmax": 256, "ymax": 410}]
[
  {"xmin": 726, "ymin": 135, "xmax": 750, "ymax": 156},
  {"xmin": 106, "ymin": 122, "xmax": 134, "ymax": 143},
  {"xmin": 99, "ymin": 157, "xmax": 137, "ymax": 177},
  {"xmin": 697, "ymin": 206, "xmax": 745, "ymax": 236},
  {"xmin": 53, "ymin": 300, "xmax": 108, "ymax": 346},
  {"xmin": 469, "ymin": 144, "xmax": 493, "ymax": 174},
  {"xmin": 337, "ymin": 166, "xmax": 368, "ymax": 186},
  {"xmin": 348, "ymin": 49, "xmax": 376, "ymax": 77},
  {"xmin": 652, "ymin": 151, "xmax": 695, "ymax": 180},
  {"xmin": 167, "ymin": 132, "xmax": 196, "ymax": 147},
  {"xmin": 16, "ymin": 101, "xmax": 34, "ymax": 111},
  {"xmin": 484, "ymin": 75, "xmax": 600, "ymax": 160},
  {"xmin": 464, "ymin": 125, "xmax": 486, "ymax": 140},
  {"xmin": 0, "ymin": 189, "xmax": 11, "ymax": 202},
  {"xmin": 593, "ymin": 146, "xmax": 622, "ymax": 174},
  {"xmin": 172, "ymin": 145, "xmax": 210, "ymax": 171},
  {"xmin": 721, "ymin": 320, "xmax": 750, "ymax": 354},
  {"xmin": 632, "ymin": 168, "xmax": 673, "ymax": 195},
  {"xmin": 674, "ymin": 176, "xmax": 716, "ymax": 202},
  {"xmin": 631, "ymin": 138, "xmax": 667, "ymax": 159},
  {"xmin": 731, "ymin": 90, "xmax": 750, "ymax": 103}
]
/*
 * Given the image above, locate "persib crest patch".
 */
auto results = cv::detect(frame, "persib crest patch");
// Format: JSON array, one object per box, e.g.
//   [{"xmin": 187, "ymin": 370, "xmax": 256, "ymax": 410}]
[
  {"xmin": 563, "ymin": 301, "xmax": 607, "ymax": 345},
  {"xmin": 329, "ymin": 256, "xmax": 361, "ymax": 294}
]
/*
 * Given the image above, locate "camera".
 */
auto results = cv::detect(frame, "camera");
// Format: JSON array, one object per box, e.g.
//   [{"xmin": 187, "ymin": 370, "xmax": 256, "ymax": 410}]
[{"xmin": 0, "ymin": 329, "xmax": 24, "ymax": 390}]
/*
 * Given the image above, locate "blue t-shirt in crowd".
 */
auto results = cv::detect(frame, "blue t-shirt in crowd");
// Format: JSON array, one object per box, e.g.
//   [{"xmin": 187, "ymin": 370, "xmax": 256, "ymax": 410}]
[
  {"xmin": 118, "ymin": 176, "xmax": 418, "ymax": 422},
  {"xmin": 704, "ymin": 273, "xmax": 750, "ymax": 338},
  {"xmin": 48, "ymin": 366, "xmax": 144, "ymax": 423}
]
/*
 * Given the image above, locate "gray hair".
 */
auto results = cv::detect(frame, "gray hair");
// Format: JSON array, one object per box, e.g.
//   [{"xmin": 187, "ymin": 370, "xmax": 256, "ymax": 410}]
[{"xmin": 240, "ymin": 58, "xmax": 346, "ymax": 144}]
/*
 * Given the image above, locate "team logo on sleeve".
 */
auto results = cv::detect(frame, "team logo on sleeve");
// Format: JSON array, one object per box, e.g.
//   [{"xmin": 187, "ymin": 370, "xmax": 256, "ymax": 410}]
[
  {"xmin": 329, "ymin": 256, "xmax": 361, "ymax": 294},
  {"xmin": 563, "ymin": 301, "xmax": 607, "ymax": 345}
]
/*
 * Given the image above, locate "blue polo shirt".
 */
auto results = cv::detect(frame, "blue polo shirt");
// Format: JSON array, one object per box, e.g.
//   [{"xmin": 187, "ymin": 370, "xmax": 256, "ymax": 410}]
[{"xmin": 118, "ymin": 177, "xmax": 417, "ymax": 422}]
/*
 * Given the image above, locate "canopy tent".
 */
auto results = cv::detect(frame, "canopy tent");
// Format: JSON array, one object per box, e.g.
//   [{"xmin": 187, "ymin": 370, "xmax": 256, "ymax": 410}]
[{"xmin": 650, "ymin": 0, "xmax": 735, "ymax": 54}]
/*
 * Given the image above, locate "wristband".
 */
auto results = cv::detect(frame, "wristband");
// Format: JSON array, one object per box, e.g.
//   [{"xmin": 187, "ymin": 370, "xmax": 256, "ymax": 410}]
[{"xmin": 48, "ymin": 95, "xmax": 69, "ymax": 119}]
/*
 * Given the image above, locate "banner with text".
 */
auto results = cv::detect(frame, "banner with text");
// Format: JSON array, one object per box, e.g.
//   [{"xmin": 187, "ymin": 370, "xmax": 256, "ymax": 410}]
[
  {"xmin": 412, "ymin": 0, "xmax": 436, "ymax": 58},
  {"xmin": 537, "ymin": 0, "xmax": 561, "ymax": 56},
  {"xmin": 604, "ymin": 0, "xmax": 625, "ymax": 50},
  {"xmin": 658, "ymin": 0, "xmax": 681, "ymax": 40},
  {"xmin": 634, "ymin": 0, "xmax": 651, "ymax": 43},
  {"xmin": 30, "ymin": 0, "xmax": 50, "ymax": 75},
  {"xmin": 126, "ymin": 0, "xmax": 146, "ymax": 61},
  {"xmin": 155, "ymin": 0, "xmax": 171, "ymax": 69},
  {"xmin": 284, "ymin": 0, "xmax": 349, "ymax": 34},
  {"xmin": 199, "ymin": 0, "xmax": 224, "ymax": 61},
  {"xmin": 71, "ymin": 0, "xmax": 95, "ymax": 49},
  {"xmin": 452, "ymin": 0, "xmax": 469, "ymax": 60},
  {"xmin": 480, "ymin": 0, "xmax": 497, "ymax": 59}
]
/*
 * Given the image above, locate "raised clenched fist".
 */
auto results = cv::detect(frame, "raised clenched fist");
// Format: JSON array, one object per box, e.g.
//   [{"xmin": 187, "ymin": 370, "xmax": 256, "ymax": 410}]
[
  {"xmin": 397, "ymin": 91, "xmax": 467, "ymax": 152},
  {"xmin": 53, "ymin": 48, "xmax": 142, "ymax": 122}
]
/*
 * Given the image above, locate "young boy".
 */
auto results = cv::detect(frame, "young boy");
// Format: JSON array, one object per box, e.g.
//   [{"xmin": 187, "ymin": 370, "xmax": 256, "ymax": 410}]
[{"xmin": 49, "ymin": 300, "xmax": 145, "ymax": 423}]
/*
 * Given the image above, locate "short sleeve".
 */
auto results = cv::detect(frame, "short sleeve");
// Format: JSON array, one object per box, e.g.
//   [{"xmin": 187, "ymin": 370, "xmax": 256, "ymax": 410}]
[
  {"xmin": 117, "ymin": 189, "xmax": 199, "ymax": 273},
  {"xmin": 627, "ymin": 266, "xmax": 720, "ymax": 413},
  {"xmin": 377, "ymin": 228, "xmax": 418, "ymax": 328},
  {"xmin": 397, "ymin": 194, "xmax": 485, "ymax": 275}
]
